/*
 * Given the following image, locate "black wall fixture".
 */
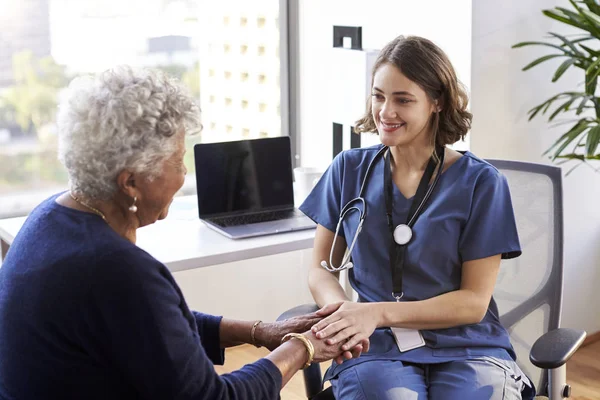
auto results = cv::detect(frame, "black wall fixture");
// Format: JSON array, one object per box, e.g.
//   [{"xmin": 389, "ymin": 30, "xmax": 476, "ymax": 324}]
[
  {"xmin": 331, "ymin": 26, "xmax": 364, "ymax": 159},
  {"xmin": 333, "ymin": 25, "xmax": 362, "ymax": 50}
]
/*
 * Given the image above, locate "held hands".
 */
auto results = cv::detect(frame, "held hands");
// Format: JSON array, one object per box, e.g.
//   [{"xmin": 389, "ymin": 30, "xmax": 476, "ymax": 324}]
[
  {"xmin": 311, "ymin": 301, "xmax": 377, "ymax": 363},
  {"xmin": 302, "ymin": 329, "xmax": 361, "ymax": 364},
  {"xmin": 256, "ymin": 312, "xmax": 323, "ymax": 351},
  {"xmin": 256, "ymin": 305, "xmax": 369, "ymax": 364}
]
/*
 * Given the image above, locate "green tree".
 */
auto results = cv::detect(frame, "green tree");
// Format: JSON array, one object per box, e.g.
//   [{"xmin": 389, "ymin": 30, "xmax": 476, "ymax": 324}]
[
  {"xmin": 0, "ymin": 51, "xmax": 68, "ymax": 135},
  {"xmin": 182, "ymin": 61, "xmax": 200, "ymax": 99},
  {"xmin": 157, "ymin": 64, "xmax": 188, "ymax": 80}
]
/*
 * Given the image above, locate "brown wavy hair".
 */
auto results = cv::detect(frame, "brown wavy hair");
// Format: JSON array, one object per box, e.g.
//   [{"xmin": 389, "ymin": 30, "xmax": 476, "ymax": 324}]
[{"xmin": 355, "ymin": 36, "xmax": 472, "ymax": 147}]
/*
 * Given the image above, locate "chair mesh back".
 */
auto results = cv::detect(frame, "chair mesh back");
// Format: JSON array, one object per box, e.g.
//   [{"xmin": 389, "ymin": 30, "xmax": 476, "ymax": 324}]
[{"xmin": 488, "ymin": 160, "xmax": 563, "ymax": 392}]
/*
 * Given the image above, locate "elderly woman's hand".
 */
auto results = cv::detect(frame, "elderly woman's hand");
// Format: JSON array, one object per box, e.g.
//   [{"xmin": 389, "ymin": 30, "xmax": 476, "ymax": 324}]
[
  {"xmin": 303, "ymin": 330, "xmax": 349, "ymax": 363},
  {"xmin": 255, "ymin": 311, "xmax": 326, "ymax": 351}
]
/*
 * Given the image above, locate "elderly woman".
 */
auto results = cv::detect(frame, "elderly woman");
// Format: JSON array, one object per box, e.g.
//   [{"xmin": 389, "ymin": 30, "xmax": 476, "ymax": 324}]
[{"xmin": 0, "ymin": 67, "xmax": 358, "ymax": 399}]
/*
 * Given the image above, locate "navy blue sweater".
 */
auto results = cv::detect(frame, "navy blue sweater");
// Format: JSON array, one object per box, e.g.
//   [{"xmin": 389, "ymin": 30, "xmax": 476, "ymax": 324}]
[{"xmin": 0, "ymin": 195, "xmax": 282, "ymax": 399}]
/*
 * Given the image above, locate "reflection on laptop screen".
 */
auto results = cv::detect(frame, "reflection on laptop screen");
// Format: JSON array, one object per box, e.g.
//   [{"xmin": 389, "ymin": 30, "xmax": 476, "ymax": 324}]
[{"xmin": 194, "ymin": 137, "xmax": 294, "ymax": 218}]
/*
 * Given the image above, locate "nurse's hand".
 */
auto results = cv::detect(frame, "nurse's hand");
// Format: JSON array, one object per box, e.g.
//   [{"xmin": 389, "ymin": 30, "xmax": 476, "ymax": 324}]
[{"xmin": 312, "ymin": 301, "xmax": 378, "ymax": 360}]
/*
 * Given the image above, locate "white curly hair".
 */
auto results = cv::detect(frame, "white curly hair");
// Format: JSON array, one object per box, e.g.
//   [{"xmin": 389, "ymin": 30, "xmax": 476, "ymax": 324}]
[{"xmin": 57, "ymin": 66, "xmax": 201, "ymax": 200}]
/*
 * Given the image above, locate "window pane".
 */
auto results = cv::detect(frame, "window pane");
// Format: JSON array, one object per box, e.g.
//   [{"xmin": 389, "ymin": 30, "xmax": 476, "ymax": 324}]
[
  {"xmin": 0, "ymin": 0, "xmax": 282, "ymax": 218},
  {"xmin": 197, "ymin": 0, "xmax": 281, "ymax": 144}
]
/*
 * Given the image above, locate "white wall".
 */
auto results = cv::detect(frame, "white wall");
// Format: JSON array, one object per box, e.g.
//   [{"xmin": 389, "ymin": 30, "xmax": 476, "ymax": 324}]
[
  {"xmin": 174, "ymin": 250, "xmax": 315, "ymax": 322},
  {"xmin": 297, "ymin": 0, "xmax": 472, "ymax": 170},
  {"xmin": 472, "ymin": 0, "xmax": 600, "ymax": 334}
]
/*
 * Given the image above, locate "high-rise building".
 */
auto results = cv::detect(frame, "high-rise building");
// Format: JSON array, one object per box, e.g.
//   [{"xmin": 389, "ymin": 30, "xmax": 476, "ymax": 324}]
[
  {"xmin": 197, "ymin": 1, "xmax": 281, "ymax": 143},
  {"xmin": 0, "ymin": 0, "xmax": 51, "ymax": 87}
]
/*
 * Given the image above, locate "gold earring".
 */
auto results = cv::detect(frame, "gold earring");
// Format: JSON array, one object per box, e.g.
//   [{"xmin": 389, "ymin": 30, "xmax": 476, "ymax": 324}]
[{"xmin": 128, "ymin": 197, "xmax": 138, "ymax": 213}]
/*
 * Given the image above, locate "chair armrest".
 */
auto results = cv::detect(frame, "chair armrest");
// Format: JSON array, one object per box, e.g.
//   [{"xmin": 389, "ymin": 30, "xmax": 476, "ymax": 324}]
[
  {"xmin": 529, "ymin": 328, "xmax": 586, "ymax": 369},
  {"xmin": 277, "ymin": 303, "xmax": 320, "ymax": 321}
]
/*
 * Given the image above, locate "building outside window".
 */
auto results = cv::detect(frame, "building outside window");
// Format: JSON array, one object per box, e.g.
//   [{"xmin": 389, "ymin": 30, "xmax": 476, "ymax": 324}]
[{"xmin": 0, "ymin": 0, "xmax": 283, "ymax": 218}]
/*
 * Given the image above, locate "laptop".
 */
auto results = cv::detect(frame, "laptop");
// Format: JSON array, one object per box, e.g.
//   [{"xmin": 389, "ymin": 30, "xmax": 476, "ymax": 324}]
[{"xmin": 194, "ymin": 136, "xmax": 316, "ymax": 239}]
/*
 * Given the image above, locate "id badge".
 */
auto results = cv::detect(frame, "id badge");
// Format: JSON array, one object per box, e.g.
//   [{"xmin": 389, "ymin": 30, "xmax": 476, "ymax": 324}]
[{"xmin": 391, "ymin": 327, "xmax": 426, "ymax": 352}]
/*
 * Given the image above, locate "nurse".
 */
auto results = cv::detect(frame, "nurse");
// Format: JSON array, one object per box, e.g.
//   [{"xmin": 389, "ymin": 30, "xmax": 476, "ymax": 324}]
[{"xmin": 300, "ymin": 36, "xmax": 535, "ymax": 399}]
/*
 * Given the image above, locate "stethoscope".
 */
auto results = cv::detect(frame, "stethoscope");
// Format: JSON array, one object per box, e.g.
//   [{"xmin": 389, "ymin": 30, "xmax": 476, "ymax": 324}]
[{"xmin": 320, "ymin": 145, "xmax": 445, "ymax": 273}]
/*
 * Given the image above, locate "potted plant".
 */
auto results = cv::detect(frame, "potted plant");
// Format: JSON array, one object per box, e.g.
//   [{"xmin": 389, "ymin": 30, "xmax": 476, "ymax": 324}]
[{"xmin": 513, "ymin": 0, "xmax": 600, "ymax": 172}]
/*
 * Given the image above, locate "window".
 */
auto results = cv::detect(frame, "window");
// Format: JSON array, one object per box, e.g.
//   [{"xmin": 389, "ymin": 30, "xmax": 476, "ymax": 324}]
[{"xmin": 0, "ymin": 0, "xmax": 287, "ymax": 218}]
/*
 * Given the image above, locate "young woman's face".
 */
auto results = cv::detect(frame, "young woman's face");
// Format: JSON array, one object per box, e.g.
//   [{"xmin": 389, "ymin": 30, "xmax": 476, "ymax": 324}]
[{"xmin": 371, "ymin": 63, "xmax": 438, "ymax": 148}]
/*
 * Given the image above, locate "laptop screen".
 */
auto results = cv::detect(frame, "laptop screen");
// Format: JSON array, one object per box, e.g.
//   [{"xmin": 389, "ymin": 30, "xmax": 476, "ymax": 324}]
[{"xmin": 194, "ymin": 137, "xmax": 295, "ymax": 218}]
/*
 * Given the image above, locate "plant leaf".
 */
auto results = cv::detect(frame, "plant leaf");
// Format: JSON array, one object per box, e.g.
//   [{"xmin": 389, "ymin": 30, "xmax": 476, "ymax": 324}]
[
  {"xmin": 553, "ymin": 58, "xmax": 577, "ymax": 81},
  {"xmin": 549, "ymin": 97, "xmax": 578, "ymax": 121},
  {"xmin": 544, "ymin": 9, "xmax": 592, "ymax": 33},
  {"xmin": 585, "ymin": 74, "xmax": 598, "ymax": 95},
  {"xmin": 579, "ymin": 43, "xmax": 600, "ymax": 56},
  {"xmin": 586, "ymin": 56, "xmax": 600, "ymax": 74},
  {"xmin": 545, "ymin": 119, "xmax": 590, "ymax": 154},
  {"xmin": 588, "ymin": 65, "xmax": 600, "ymax": 84},
  {"xmin": 585, "ymin": 124, "xmax": 600, "ymax": 156},
  {"xmin": 582, "ymin": 0, "xmax": 600, "ymax": 17},
  {"xmin": 512, "ymin": 41, "xmax": 579, "ymax": 56},
  {"xmin": 547, "ymin": 120, "xmax": 592, "ymax": 158},
  {"xmin": 522, "ymin": 54, "xmax": 566, "ymax": 71},
  {"xmin": 576, "ymin": 95, "xmax": 592, "ymax": 114},
  {"xmin": 527, "ymin": 104, "xmax": 545, "ymax": 121},
  {"xmin": 566, "ymin": 161, "xmax": 583, "ymax": 175},
  {"xmin": 571, "ymin": 0, "xmax": 600, "ymax": 37},
  {"xmin": 581, "ymin": 8, "xmax": 600, "ymax": 28},
  {"xmin": 527, "ymin": 92, "xmax": 588, "ymax": 121},
  {"xmin": 549, "ymin": 32, "xmax": 584, "ymax": 55}
]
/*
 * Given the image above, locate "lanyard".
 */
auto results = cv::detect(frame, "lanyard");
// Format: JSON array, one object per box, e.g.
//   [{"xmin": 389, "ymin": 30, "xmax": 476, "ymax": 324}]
[{"xmin": 383, "ymin": 147, "xmax": 445, "ymax": 301}]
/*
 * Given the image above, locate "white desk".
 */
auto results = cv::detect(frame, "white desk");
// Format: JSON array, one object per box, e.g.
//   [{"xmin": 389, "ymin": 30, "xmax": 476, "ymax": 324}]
[{"xmin": 0, "ymin": 195, "xmax": 316, "ymax": 272}]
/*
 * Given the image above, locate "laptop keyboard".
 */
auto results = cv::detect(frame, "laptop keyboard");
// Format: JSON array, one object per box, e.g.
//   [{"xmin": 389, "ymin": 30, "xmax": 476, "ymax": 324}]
[{"xmin": 208, "ymin": 209, "xmax": 300, "ymax": 227}]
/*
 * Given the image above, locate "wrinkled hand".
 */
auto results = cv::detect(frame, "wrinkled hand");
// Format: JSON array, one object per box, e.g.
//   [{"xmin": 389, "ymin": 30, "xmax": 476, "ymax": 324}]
[
  {"xmin": 303, "ymin": 330, "xmax": 362, "ymax": 364},
  {"xmin": 256, "ymin": 310, "xmax": 332, "ymax": 351},
  {"xmin": 311, "ymin": 301, "xmax": 377, "ymax": 361}
]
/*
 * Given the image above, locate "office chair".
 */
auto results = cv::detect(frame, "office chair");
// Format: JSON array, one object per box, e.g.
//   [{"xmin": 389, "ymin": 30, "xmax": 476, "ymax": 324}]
[{"xmin": 278, "ymin": 159, "xmax": 586, "ymax": 400}]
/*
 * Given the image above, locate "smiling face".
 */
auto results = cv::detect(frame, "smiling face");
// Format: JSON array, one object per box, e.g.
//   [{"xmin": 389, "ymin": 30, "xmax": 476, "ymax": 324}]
[{"xmin": 371, "ymin": 63, "xmax": 438, "ymax": 148}]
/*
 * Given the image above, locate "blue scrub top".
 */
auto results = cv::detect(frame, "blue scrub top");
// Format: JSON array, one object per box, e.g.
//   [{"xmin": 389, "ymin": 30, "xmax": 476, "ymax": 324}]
[{"xmin": 299, "ymin": 145, "xmax": 522, "ymax": 380}]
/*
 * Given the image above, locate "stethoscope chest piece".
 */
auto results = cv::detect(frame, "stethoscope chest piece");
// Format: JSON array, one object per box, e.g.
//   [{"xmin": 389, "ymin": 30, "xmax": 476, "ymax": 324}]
[{"xmin": 393, "ymin": 224, "xmax": 412, "ymax": 245}]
